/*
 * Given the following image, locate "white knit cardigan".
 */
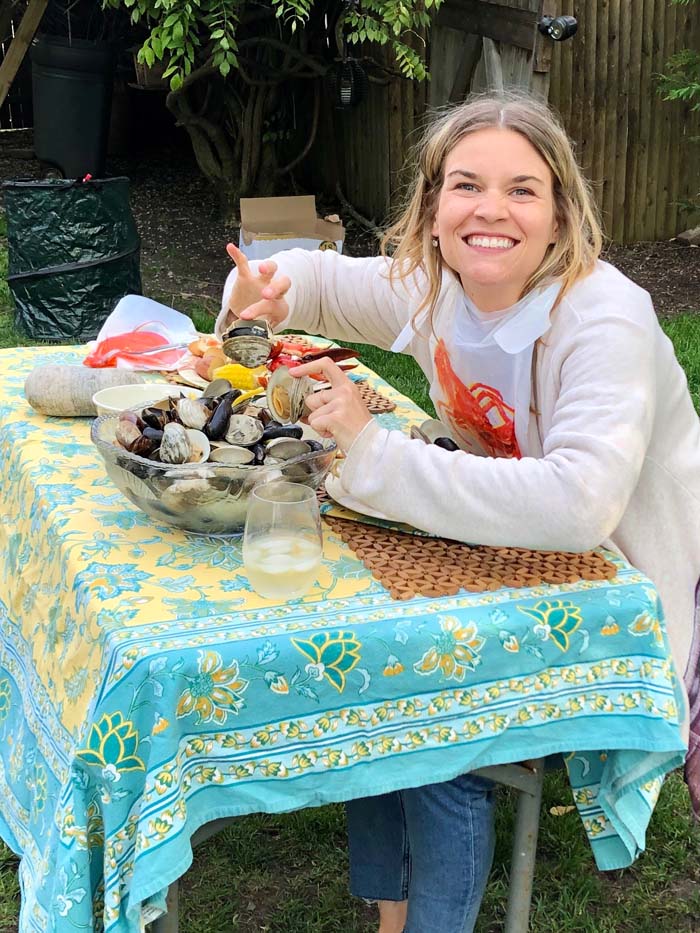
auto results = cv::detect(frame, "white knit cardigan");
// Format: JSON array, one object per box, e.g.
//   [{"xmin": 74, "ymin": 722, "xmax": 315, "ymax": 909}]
[{"xmin": 218, "ymin": 251, "xmax": 700, "ymax": 739}]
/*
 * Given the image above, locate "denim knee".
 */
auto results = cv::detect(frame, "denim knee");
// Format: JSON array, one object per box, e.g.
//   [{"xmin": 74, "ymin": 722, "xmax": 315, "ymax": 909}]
[
  {"xmin": 346, "ymin": 790, "xmax": 410, "ymax": 901},
  {"xmin": 402, "ymin": 773, "xmax": 496, "ymax": 933},
  {"xmin": 345, "ymin": 772, "xmax": 496, "ymax": 932}
]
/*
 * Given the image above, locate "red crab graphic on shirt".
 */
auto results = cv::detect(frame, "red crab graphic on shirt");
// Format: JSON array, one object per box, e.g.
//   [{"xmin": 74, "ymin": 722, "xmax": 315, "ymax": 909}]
[{"xmin": 434, "ymin": 338, "xmax": 521, "ymax": 459}]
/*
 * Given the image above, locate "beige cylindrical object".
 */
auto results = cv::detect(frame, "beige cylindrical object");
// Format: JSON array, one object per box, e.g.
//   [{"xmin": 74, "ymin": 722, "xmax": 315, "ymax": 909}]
[{"xmin": 23, "ymin": 365, "xmax": 147, "ymax": 417}]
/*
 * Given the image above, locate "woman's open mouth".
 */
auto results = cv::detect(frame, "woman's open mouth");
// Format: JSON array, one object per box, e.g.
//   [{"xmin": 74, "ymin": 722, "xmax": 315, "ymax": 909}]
[{"xmin": 464, "ymin": 235, "xmax": 518, "ymax": 251}]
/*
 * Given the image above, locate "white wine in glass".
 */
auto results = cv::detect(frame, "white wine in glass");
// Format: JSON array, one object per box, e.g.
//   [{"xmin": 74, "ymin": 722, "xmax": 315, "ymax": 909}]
[{"xmin": 243, "ymin": 481, "xmax": 323, "ymax": 600}]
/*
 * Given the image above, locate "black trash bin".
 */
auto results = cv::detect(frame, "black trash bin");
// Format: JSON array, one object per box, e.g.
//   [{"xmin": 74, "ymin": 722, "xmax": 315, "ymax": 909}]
[
  {"xmin": 30, "ymin": 34, "xmax": 115, "ymax": 178},
  {"xmin": 3, "ymin": 177, "xmax": 142, "ymax": 342}
]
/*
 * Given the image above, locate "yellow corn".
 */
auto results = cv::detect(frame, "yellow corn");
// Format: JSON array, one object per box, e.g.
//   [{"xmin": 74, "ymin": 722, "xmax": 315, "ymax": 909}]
[
  {"xmin": 212, "ymin": 363, "xmax": 266, "ymax": 390},
  {"xmin": 234, "ymin": 387, "xmax": 265, "ymax": 406}
]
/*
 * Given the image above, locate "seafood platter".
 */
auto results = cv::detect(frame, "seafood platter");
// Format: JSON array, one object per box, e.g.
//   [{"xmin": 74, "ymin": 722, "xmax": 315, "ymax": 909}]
[{"xmin": 90, "ymin": 321, "xmax": 351, "ymax": 536}]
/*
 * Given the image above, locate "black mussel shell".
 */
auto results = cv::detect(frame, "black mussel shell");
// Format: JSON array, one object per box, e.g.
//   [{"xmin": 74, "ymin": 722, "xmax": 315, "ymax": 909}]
[
  {"xmin": 224, "ymin": 323, "xmax": 269, "ymax": 340},
  {"xmin": 305, "ymin": 439, "xmax": 323, "ymax": 452},
  {"xmin": 142, "ymin": 427, "xmax": 164, "ymax": 443},
  {"xmin": 204, "ymin": 394, "xmax": 234, "ymax": 440},
  {"xmin": 434, "ymin": 436, "xmax": 460, "ymax": 452},
  {"xmin": 130, "ymin": 434, "xmax": 160, "ymax": 458},
  {"xmin": 250, "ymin": 442, "xmax": 266, "ymax": 464},
  {"xmin": 141, "ymin": 407, "xmax": 168, "ymax": 430},
  {"xmin": 261, "ymin": 422, "xmax": 303, "ymax": 442}
]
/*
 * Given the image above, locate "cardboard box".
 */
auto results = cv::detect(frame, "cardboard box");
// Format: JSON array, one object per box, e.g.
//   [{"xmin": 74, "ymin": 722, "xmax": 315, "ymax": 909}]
[{"xmin": 238, "ymin": 196, "xmax": 344, "ymax": 261}]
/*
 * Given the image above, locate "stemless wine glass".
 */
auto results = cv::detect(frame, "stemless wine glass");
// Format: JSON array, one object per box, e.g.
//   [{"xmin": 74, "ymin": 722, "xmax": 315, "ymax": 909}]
[{"xmin": 242, "ymin": 480, "xmax": 323, "ymax": 600}]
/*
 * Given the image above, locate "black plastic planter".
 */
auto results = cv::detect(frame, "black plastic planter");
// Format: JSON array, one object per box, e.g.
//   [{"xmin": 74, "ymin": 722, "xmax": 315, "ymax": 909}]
[
  {"xmin": 3, "ymin": 177, "xmax": 142, "ymax": 342},
  {"xmin": 30, "ymin": 34, "xmax": 115, "ymax": 179}
]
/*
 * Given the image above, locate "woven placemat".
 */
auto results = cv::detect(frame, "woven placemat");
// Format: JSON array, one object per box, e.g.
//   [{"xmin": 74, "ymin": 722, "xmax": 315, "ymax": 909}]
[
  {"xmin": 354, "ymin": 380, "xmax": 397, "ymax": 413},
  {"xmin": 324, "ymin": 516, "xmax": 617, "ymax": 600}
]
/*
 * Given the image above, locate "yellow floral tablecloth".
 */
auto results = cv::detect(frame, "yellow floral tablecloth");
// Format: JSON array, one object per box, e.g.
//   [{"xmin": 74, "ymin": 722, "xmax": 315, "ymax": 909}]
[{"xmin": 0, "ymin": 346, "xmax": 686, "ymax": 933}]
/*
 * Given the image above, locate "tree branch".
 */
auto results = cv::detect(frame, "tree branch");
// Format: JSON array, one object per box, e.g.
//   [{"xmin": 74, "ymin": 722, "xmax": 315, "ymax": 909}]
[
  {"xmin": 276, "ymin": 78, "xmax": 321, "ymax": 176},
  {"xmin": 335, "ymin": 183, "xmax": 383, "ymax": 239}
]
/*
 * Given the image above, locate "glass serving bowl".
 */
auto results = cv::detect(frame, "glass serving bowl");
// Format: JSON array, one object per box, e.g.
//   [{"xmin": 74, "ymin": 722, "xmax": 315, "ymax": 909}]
[{"xmin": 90, "ymin": 414, "xmax": 337, "ymax": 536}]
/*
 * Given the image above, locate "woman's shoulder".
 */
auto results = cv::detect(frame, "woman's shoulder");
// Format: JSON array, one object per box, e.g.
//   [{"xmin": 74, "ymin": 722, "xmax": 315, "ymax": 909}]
[{"xmin": 559, "ymin": 260, "xmax": 656, "ymax": 327}]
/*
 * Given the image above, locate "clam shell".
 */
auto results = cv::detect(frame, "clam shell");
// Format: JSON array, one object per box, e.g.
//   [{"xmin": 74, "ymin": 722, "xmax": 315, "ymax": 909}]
[
  {"xmin": 185, "ymin": 429, "xmax": 211, "ymax": 463},
  {"xmin": 222, "ymin": 319, "xmax": 273, "ymax": 368},
  {"xmin": 115, "ymin": 421, "xmax": 142, "ymax": 451},
  {"xmin": 265, "ymin": 366, "xmax": 313, "ymax": 424},
  {"xmin": 160, "ymin": 422, "xmax": 191, "ymax": 464},
  {"xmin": 263, "ymin": 438, "xmax": 311, "ymax": 460},
  {"xmin": 176, "ymin": 397, "xmax": 209, "ymax": 430},
  {"xmin": 209, "ymin": 445, "xmax": 256, "ymax": 465},
  {"xmin": 224, "ymin": 414, "xmax": 264, "ymax": 446},
  {"xmin": 160, "ymin": 478, "xmax": 223, "ymax": 512},
  {"xmin": 202, "ymin": 378, "xmax": 232, "ymax": 399},
  {"xmin": 410, "ymin": 418, "xmax": 461, "ymax": 450}
]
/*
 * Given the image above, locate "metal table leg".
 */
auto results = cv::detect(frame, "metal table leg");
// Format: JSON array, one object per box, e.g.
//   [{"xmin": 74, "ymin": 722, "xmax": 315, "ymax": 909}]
[
  {"xmin": 148, "ymin": 818, "xmax": 235, "ymax": 932},
  {"xmin": 150, "ymin": 881, "xmax": 179, "ymax": 933},
  {"xmin": 475, "ymin": 758, "xmax": 545, "ymax": 933},
  {"xmin": 503, "ymin": 765, "xmax": 544, "ymax": 933}
]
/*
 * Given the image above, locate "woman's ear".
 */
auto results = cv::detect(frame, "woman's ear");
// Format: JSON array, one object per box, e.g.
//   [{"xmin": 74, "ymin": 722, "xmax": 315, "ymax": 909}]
[{"xmin": 431, "ymin": 216, "xmax": 439, "ymax": 237}]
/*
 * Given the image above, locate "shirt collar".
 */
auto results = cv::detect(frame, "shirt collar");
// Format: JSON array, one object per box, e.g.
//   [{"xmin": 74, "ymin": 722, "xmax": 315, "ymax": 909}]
[{"xmin": 461, "ymin": 282, "xmax": 561, "ymax": 354}]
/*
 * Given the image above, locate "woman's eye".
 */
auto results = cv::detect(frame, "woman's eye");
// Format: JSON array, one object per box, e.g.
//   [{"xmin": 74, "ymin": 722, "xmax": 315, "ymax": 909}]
[
  {"xmin": 456, "ymin": 182, "xmax": 478, "ymax": 192},
  {"xmin": 512, "ymin": 188, "xmax": 534, "ymax": 197}
]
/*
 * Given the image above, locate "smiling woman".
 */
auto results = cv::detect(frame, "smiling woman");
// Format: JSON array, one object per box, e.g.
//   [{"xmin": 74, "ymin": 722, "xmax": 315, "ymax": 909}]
[
  {"xmin": 212, "ymin": 88, "xmax": 700, "ymax": 933},
  {"xmin": 432, "ymin": 128, "xmax": 559, "ymax": 311}
]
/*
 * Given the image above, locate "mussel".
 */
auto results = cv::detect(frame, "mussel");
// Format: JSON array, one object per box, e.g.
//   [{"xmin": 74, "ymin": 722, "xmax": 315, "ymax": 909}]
[
  {"xmin": 410, "ymin": 418, "xmax": 461, "ymax": 452},
  {"xmin": 261, "ymin": 422, "xmax": 304, "ymax": 443}
]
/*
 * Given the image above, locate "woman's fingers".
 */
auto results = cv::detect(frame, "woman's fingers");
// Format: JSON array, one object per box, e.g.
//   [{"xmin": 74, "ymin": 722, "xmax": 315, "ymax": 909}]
[
  {"xmin": 227, "ymin": 242, "xmax": 277, "ymax": 284},
  {"xmin": 238, "ymin": 275, "xmax": 291, "ymax": 323},
  {"xmin": 261, "ymin": 275, "xmax": 291, "ymax": 301},
  {"xmin": 226, "ymin": 242, "xmax": 250, "ymax": 274},
  {"xmin": 290, "ymin": 356, "xmax": 347, "ymax": 386},
  {"xmin": 304, "ymin": 387, "xmax": 334, "ymax": 412},
  {"xmin": 289, "ymin": 359, "xmax": 371, "ymax": 452}
]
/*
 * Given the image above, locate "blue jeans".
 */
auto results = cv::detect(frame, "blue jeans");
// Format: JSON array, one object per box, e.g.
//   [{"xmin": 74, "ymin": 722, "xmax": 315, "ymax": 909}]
[{"xmin": 346, "ymin": 772, "xmax": 496, "ymax": 933}]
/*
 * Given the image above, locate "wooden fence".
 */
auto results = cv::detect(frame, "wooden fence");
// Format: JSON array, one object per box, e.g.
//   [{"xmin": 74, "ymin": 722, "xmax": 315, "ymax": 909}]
[
  {"xmin": 548, "ymin": 0, "xmax": 700, "ymax": 242},
  {"xmin": 305, "ymin": 0, "xmax": 700, "ymax": 244}
]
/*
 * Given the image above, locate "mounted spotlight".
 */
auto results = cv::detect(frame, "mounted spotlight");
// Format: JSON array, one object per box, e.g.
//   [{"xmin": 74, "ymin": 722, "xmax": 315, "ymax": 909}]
[{"xmin": 537, "ymin": 15, "xmax": 578, "ymax": 41}]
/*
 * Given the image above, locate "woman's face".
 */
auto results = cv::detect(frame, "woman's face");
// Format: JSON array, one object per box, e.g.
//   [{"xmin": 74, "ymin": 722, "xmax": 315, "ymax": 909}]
[{"xmin": 431, "ymin": 127, "xmax": 559, "ymax": 312}]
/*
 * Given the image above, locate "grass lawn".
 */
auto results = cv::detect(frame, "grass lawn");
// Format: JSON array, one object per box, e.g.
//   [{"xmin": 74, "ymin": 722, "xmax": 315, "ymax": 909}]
[{"xmin": 0, "ymin": 222, "xmax": 698, "ymax": 931}]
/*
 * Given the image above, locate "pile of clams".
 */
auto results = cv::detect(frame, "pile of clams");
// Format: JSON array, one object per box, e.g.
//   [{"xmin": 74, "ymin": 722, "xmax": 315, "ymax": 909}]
[
  {"xmin": 92, "ymin": 366, "xmax": 336, "ymax": 536},
  {"xmin": 113, "ymin": 366, "xmax": 321, "ymax": 469}
]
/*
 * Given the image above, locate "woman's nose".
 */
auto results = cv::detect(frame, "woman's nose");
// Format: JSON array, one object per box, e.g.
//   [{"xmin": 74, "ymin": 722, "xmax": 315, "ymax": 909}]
[{"xmin": 473, "ymin": 192, "xmax": 509, "ymax": 222}]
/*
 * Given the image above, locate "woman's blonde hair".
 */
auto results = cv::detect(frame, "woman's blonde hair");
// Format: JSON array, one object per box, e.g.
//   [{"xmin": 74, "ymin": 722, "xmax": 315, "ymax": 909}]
[{"xmin": 381, "ymin": 89, "xmax": 603, "ymax": 321}]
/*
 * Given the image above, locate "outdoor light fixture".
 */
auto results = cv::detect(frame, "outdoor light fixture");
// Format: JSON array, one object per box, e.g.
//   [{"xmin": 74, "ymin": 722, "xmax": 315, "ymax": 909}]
[
  {"xmin": 329, "ymin": 58, "xmax": 368, "ymax": 110},
  {"xmin": 537, "ymin": 15, "xmax": 578, "ymax": 41}
]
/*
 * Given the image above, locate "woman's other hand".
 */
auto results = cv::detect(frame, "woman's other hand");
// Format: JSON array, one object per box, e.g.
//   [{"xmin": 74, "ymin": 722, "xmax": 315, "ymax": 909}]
[
  {"xmin": 292, "ymin": 357, "xmax": 373, "ymax": 453},
  {"xmin": 225, "ymin": 243, "xmax": 291, "ymax": 328}
]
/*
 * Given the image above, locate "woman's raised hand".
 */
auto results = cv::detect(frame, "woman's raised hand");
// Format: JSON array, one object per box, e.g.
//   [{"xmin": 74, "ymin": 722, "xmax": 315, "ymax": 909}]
[
  {"xmin": 225, "ymin": 243, "xmax": 291, "ymax": 328},
  {"xmin": 291, "ymin": 357, "xmax": 372, "ymax": 453}
]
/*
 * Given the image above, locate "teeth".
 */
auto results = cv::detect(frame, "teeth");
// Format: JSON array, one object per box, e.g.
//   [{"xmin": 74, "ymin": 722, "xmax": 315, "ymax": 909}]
[{"xmin": 467, "ymin": 236, "xmax": 515, "ymax": 249}]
